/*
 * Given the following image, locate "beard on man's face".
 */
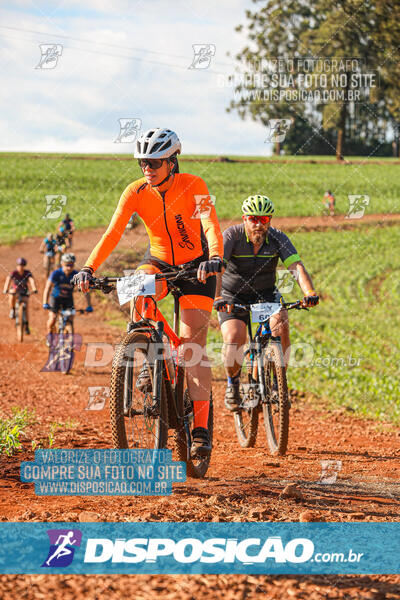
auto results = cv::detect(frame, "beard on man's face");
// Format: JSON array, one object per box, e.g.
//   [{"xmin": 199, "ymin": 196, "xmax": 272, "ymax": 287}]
[{"xmin": 248, "ymin": 229, "xmax": 266, "ymax": 245}]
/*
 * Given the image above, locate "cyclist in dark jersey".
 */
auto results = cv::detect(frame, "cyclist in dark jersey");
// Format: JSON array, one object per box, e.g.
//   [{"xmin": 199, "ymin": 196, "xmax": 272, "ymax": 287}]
[
  {"xmin": 214, "ymin": 195, "xmax": 319, "ymax": 411},
  {"xmin": 41, "ymin": 233, "xmax": 57, "ymax": 254},
  {"xmin": 59, "ymin": 214, "xmax": 75, "ymax": 247},
  {"xmin": 55, "ymin": 227, "xmax": 68, "ymax": 266},
  {"xmin": 43, "ymin": 253, "xmax": 92, "ymax": 338},
  {"xmin": 40, "ymin": 233, "xmax": 57, "ymax": 266},
  {"xmin": 3, "ymin": 258, "xmax": 38, "ymax": 333}
]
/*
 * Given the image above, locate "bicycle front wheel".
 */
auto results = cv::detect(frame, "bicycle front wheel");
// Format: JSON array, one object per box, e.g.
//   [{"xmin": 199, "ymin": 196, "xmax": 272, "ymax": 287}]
[
  {"xmin": 59, "ymin": 321, "xmax": 74, "ymax": 374},
  {"xmin": 110, "ymin": 331, "xmax": 168, "ymax": 450},
  {"xmin": 16, "ymin": 303, "xmax": 24, "ymax": 342},
  {"xmin": 233, "ymin": 351, "xmax": 259, "ymax": 448},
  {"xmin": 261, "ymin": 340, "xmax": 289, "ymax": 455}
]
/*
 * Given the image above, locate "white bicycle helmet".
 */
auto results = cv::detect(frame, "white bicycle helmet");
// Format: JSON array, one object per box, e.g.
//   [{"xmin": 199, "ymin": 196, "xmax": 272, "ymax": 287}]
[
  {"xmin": 242, "ymin": 195, "xmax": 275, "ymax": 216},
  {"xmin": 61, "ymin": 253, "xmax": 76, "ymax": 264},
  {"xmin": 134, "ymin": 128, "xmax": 181, "ymax": 159}
]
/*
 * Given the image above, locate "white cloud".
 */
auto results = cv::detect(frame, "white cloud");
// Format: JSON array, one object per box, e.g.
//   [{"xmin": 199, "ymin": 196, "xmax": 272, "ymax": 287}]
[{"xmin": 0, "ymin": 1, "xmax": 270, "ymax": 155}]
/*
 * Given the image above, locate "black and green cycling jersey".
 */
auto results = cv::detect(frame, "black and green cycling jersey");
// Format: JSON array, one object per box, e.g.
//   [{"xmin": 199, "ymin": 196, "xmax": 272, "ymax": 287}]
[{"xmin": 222, "ymin": 224, "xmax": 300, "ymax": 299}]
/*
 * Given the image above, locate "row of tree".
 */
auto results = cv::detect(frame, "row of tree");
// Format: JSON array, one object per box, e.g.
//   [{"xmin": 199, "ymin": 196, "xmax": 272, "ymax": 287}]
[{"xmin": 228, "ymin": 0, "xmax": 400, "ymax": 158}]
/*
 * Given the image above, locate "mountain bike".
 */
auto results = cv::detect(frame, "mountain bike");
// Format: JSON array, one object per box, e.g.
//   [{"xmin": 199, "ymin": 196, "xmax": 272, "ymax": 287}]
[
  {"xmin": 49, "ymin": 307, "xmax": 86, "ymax": 374},
  {"xmin": 55, "ymin": 239, "xmax": 67, "ymax": 267},
  {"xmin": 42, "ymin": 251, "xmax": 56, "ymax": 277},
  {"xmin": 66, "ymin": 230, "xmax": 74, "ymax": 248},
  {"xmin": 14, "ymin": 291, "xmax": 32, "ymax": 342},
  {"xmin": 89, "ymin": 267, "xmax": 213, "ymax": 478},
  {"xmin": 218, "ymin": 299, "xmax": 309, "ymax": 456}
]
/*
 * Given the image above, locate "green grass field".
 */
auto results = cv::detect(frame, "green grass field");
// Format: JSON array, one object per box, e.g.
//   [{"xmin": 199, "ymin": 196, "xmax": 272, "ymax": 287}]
[
  {"xmin": 1, "ymin": 152, "xmax": 400, "ymax": 243},
  {"xmin": 285, "ymin": 225, "xmax": 400, "ymax": 423}
]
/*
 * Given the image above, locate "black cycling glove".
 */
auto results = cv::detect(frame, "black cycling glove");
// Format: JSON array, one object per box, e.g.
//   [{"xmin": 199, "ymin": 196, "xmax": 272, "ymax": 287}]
[
  {"xmin": 72, "ymin": 267, "xmax": 93, "ymax": 291},
  {"xmin": 197, "ymin": 257, "xmax": 223, "ymax": 282},
  {"xmin": 303, "ymin": 293, "xmax": 319, "ymax": 307},
  {"xmin": 213, "ymin": 296, "xmax": 228, "ymax": 312}
]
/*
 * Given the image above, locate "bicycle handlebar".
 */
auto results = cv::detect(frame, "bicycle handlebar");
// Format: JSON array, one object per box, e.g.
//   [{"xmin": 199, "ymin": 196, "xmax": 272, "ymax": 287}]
[
  {"xmin": 88, "ymin": 267, "xmax": 200, "ymax": 293},
  {"xmin": 224, "ymin": 300, "xmax": 309, "ymax": 314}
]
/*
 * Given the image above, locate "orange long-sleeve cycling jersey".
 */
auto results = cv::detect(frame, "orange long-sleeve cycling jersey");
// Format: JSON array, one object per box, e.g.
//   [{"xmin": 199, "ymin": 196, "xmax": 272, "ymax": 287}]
[{"xmin": 85, "ymin": 173, "xmax": 223, "ymax": 272}]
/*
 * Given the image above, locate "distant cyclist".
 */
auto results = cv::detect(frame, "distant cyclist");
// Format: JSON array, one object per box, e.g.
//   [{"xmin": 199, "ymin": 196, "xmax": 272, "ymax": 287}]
[
  {"xmin": 3, "ymin": 258, "xmax": 38, "ymax": 334},
  {"xmin": 323, "ymin": 190, "xmax": 335, "ymax": 216},
  {"xmin": 40, "ymin": 233, "xmax": 57, "ymax": 269},
  {"xmin": 73, "ymin": 128, "xmax": 223, "ymax": 458},
  {"xmin": 43, "ymin": 253, "xmax": 92, "ymax": 341},
  {"xmin": 214, "ymin": 196, "xmax": 319, "ymax": 411},
  {"xmin": 59, "ymin": 213, "xmax": 75, "ymax": 248},
  {"xmin": 55, "ymin": 227, "xmax": 68, "ymax": 266}
]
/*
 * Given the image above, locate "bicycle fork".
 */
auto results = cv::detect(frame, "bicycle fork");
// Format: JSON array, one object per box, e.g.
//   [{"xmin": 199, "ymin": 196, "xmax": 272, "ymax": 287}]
[{"xmin": 254, "ymin": 337, "xmax": 266, "ymax": 399}]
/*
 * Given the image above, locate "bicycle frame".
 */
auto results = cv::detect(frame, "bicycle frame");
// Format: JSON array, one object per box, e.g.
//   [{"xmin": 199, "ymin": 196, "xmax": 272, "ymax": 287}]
[
  {"xmin": 15, "ymin": 292, "xmax": 29, "ymax": 309},
  {"xmin": 234, "ymin": 300, "xmax": 306, "ymax": 400},
  {"xmin": 128, "ymin": 278, "xmax": 189, "ymax": 418},
  {"xmin": 244, "ymin": 313, "xmax": 275, "ymax": 400},
  {"xmin": 90, "ymin": 269, "xmax": 197, "ymax": 429},
  {"xmin": 58, "ymin": 308, "xmax": 86, "ymax": 332}
]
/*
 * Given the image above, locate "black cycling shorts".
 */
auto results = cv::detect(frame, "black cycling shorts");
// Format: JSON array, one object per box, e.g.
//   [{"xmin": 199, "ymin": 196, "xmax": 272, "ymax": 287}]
[
  {"xmin": 49, "ymin": 296, "xmax": 74, "ymax": 314},
  {"xmin": 137, "ymin": 253, "xmax": 216, "ymax": 312}
]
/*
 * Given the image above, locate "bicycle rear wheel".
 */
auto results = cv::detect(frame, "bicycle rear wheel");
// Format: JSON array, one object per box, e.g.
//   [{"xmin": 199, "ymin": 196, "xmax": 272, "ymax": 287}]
[
  {"xmin": 174, "ymin": 381, "xmax": 213, "ymax": 479},
  {"xmin": 110, "ymin": 331, "xmax": 168, "ymax": 450},
  {"xmin": 261, "ymin": 340, "xmax": 289, "ymax": 455},
  {"xmin": 233, "ymin": 350, "xmax": 259, "ymax": 448},
  {"xmin": 59, "ymin": 321, "xmax": 74, "ymax": 374}
]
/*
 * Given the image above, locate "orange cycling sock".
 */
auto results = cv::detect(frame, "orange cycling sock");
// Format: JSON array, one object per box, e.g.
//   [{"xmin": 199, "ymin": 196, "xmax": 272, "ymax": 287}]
[{"xmin": 193, "ymin": 400, "xmax": 210, "ymax": 429}]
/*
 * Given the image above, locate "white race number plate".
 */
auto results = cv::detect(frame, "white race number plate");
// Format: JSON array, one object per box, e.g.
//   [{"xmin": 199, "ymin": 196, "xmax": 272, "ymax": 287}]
[
  {"xmin": 117, "ymin": 273, "xmax": 156, "ymax": 306},
  {"xmin": 250, "ymin": 302, "xmax": 281, "ymax": 323}
]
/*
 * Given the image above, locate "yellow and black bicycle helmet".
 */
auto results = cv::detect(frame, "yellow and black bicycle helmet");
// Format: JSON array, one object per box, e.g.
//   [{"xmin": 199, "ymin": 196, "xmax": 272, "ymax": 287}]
[{"xmin": 242, "ymin": 195, "xmax": 274, "ymax": 216}]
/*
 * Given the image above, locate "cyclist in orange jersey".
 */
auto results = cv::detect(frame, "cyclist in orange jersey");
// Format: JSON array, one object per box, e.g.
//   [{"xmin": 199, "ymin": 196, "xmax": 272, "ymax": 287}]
[{"xmin": 74, "ymin": 128, "xmax": 224, "ymax": 458}]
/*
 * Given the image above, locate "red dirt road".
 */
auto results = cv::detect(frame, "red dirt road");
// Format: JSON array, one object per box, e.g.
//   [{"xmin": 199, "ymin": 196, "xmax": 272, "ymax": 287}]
[{"xmin": 0, "ymin": 226, "xmax": 399, "ymax": 598}]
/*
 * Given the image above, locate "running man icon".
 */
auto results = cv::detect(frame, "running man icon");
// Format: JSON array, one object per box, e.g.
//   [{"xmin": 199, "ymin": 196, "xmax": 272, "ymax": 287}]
[
  {"xmin": 46, "ymin": 531, "xmax": 76, "ymax": 565},
  {"xmin": 42, "ymin": 529, "xmax": 82, "ymax": 568}
]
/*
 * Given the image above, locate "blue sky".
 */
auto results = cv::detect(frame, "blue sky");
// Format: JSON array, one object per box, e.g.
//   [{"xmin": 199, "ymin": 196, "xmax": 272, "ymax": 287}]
[{"xmin": 0, "ymin": 0, "xmax": 272, "ymax": 155}]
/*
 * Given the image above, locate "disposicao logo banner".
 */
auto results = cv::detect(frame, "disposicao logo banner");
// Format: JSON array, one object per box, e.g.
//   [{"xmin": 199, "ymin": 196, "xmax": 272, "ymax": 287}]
[{"xmin": 0, "ymin": 523, "xmax": 399, "ymax": 574}]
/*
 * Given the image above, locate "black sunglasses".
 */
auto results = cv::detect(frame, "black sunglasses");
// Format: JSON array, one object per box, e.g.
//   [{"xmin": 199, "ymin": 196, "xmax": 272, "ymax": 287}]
[{"xmin": 138, "ymin": 158, "xmax": 165, "ymax": 170}]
